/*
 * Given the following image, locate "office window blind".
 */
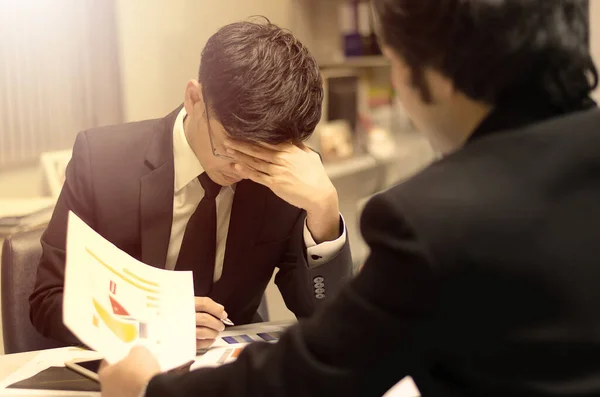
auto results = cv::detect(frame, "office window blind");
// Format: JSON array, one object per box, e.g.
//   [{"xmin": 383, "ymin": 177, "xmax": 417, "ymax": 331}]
[{"xmin": 0, "ymin": 0, "xmax": 123, "ymax": 168}]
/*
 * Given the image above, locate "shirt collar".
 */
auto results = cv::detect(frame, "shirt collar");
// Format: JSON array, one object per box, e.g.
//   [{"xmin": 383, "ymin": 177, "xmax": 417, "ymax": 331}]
[{"xmin": 173, "ymin": 107, "xmax": 204, "ymax": 192}]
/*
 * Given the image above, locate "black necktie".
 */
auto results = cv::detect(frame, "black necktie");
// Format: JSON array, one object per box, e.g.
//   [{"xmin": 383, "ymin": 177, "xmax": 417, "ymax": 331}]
[{"xmin": 176, "ymin": 172, "xmax": 222, "ymax": 296}]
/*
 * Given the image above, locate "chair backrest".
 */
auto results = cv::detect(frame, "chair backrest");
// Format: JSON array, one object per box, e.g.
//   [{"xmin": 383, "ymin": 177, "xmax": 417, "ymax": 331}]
[{"xmin": 1, "ymin": 227, "xmax": 62, "ymax": 354}]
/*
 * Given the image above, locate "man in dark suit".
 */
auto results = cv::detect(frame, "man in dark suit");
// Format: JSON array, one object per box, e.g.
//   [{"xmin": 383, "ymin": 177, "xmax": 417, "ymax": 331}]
[
  {"xmin": 30, "ymin": 20, "xmax": 352, "ymax": 349},
  {"xmin": 99, "ymin": 1, "xmax": 600, "ymax": 396}
]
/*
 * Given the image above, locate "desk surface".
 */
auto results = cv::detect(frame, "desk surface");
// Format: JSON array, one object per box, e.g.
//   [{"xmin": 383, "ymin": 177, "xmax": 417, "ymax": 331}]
[
  {"xmin": 0, "ymin": 321, "xmax": 293, "ymax": 383},
  {"xmin": 0, "ymin": 350, "xmax": 36, "ymax": 381},
  {"xmin": 0, "ymin": 321, "xmax": 420, "ymax": 396}
]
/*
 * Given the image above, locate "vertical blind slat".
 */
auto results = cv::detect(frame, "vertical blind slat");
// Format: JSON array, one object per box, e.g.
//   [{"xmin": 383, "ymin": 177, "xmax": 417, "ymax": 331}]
[{"xmin": 0, "ymin": 0, "xmax": 123, "ymax": 168}]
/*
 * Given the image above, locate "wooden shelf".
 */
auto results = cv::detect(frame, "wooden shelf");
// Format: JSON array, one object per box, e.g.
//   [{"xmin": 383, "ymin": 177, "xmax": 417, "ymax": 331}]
[
  {"xmin": 324, "ymin": 151, "xmax": 396, "ymax": 180},
  {"xmin": 324, "ymin": 154, "xmax": 377, "ymax": 180},
  {"xmin": 319, "ymin": 56, "xmax": 389, "ymax": 69}
]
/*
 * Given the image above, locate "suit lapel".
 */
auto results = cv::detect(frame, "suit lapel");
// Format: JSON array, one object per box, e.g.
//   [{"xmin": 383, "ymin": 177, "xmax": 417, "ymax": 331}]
[
  {"xmin": 211, "ymin": 180, "xmax": 267, "ymax": 300},
  {"xmin": 140, "ymin": 107, "xmax": 180, "ymax": 268}
]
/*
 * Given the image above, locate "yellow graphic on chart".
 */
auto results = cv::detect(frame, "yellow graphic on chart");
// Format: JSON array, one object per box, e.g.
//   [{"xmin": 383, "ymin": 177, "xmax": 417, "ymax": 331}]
[
  {"xmin": 92, "ymin": 298, "xmax": 138, "ymax": 342},
  {"xmin": 86, "ymin": 247, "xmax": 161, "ymax": 344}
]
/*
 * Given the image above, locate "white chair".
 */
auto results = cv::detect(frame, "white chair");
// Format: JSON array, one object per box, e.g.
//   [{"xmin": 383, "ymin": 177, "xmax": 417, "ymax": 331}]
[{"xmin": 40, "ymin": 149, "xmax": 72, "ymax": 199}]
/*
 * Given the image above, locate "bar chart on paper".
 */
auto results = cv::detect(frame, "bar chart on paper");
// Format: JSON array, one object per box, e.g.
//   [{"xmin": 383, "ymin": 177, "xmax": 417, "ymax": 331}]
[
  {"xmin": 220, "ymin": 331, "xmax": 284, "ymax": 345},
  {"xmin": 192, "ymin": 345, "xmax": 246, "ymax": 369},
  {"xmin": 86, "ymin": 247, "xmax": 162, "ymax": 345},
  {"xmin": 191, "ymin": 323, "xmax": 291, "ymax": 369},
  {"xmin": 63, "ymin": 211, "xmax": 197, "ymax": 371},
  {"xmin": 211, "ymin": 323, "xmax": 288, "ymax": 348},
  {"xmin": 216, "ymin": 347, "xmax": 244, "ymax": 364}
]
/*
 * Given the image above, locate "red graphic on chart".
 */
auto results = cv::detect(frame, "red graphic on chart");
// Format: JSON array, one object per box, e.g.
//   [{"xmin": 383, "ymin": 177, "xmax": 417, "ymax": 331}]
[
  {"xmin": 108, "ymin": 280, "xmax": 131, "ymax": 317},
  {"xmin": 88, "ymin": 250, "xmax": 161, "ymax": 343},
  {"xmin": 109, "ymin": 295, "xmax": 131, "ymax": 316}
]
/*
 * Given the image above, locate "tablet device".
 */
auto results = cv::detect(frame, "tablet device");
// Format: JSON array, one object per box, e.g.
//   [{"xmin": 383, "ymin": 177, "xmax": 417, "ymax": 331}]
[
  {"xmin": 65, "ymin": 358, "xmax": 102, "ymax": 382},
  {"xmin": 66, "ymin": 356, "xmax": 196, "ymax": 383}
]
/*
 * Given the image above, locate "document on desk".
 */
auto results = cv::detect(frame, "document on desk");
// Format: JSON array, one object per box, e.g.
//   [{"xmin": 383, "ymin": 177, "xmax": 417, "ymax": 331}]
[
  {"xmin": 190, "ymin": 323, "xmax": 420, "ymax": 396},
  {"xmin": 212, "ymin": 324, "xmax": 287, "ymax": 348},
  {"xmin": 191, "ymin": 324, "xmax": 288, "ymax": 370},
  {"xmin": 63, "ymin": 211, "xmax": 196, "ymax": 371}
]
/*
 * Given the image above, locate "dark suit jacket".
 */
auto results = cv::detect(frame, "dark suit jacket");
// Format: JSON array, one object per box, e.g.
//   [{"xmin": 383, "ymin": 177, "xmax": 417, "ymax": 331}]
[
  {"xmin": 145, "ymin": 95, "xmax": 600, "ymax": 397},
  {"xmin": 29, "ymin": 106, "xmax": 352, "ymax": 345}
]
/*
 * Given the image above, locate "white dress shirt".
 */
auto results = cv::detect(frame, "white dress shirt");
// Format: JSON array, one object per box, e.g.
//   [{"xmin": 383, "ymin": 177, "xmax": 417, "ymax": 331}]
[{"xmin": 165, "ymin": 108, "xmax": 346, "ymax": 282}]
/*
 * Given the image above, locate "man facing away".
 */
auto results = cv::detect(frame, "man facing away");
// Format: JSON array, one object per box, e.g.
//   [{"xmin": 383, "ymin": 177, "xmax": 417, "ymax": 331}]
[
  {"xmin": 30, "ymin": 19, "xmax": 352, "ymax": 350},
  {"xmin": 101, "ymin": 1, "xmax": 600, "ymax": 396}
]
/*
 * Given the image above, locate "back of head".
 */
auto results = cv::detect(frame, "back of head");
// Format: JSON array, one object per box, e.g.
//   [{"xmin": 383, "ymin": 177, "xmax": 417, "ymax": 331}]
[
  {"xmin": 199, "ymin": 17, "xmax": 322, "ymax": 145},
  {"xmin": 373, "ymin": 0, "xmax": 598, "ymax": 110}
]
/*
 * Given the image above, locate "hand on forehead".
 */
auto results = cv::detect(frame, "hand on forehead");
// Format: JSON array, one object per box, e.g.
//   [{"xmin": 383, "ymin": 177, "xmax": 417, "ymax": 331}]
[{"xmin": 224, "ymin": 138, "xmax": 305, "ymax": 162}]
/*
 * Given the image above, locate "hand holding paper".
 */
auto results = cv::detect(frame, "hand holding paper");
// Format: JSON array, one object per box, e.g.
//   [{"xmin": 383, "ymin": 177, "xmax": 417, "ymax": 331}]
[{"xmin": 99, "ymin": 346, "xmax": 160, "ymax": 397}]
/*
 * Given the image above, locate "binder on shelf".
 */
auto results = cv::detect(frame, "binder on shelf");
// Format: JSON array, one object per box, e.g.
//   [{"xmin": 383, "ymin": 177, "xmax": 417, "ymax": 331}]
[{"xmin": 339, "ymin": 1, "xmax": 363, "ymax": 57}]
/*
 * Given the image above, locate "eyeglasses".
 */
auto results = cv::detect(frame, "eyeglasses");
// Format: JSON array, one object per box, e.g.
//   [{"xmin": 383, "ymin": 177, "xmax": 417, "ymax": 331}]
[{"xmin": 205, "ymin": 103, "xmax": 234, "ymax": 160}]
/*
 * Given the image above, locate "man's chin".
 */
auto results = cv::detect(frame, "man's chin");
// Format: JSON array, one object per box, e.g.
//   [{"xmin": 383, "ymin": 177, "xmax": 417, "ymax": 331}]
[{"xmin": 220, "ymin": 173, "xmax": 242, "ymax": 185}]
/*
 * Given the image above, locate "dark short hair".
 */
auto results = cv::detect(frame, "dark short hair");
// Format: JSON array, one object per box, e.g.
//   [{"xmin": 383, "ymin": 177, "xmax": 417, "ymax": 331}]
[
  {"xmin": 373, "ymin": 0, "xmax": 598, "ymax": 109},
  {"xmin": 199, "ymin": 17, "xmax": 323, "ymax": 144}
]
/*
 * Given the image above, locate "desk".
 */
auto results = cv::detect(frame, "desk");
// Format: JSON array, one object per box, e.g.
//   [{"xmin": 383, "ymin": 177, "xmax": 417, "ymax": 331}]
[
  {"xmin": 0, "ymin": 322, "xmax": 420, "ymax": 396},
  {"xmin": 0, "ymin": 350, "xmax": 37, "ymax": 382}
]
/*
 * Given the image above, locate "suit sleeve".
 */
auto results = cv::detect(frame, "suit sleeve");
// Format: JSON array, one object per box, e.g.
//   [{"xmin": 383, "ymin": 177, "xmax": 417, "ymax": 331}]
[
  {"xmin": 274, "ymin": 212, "xmax": 353, "ymax": 318},
  {"xmin": 29, "ymin": 131, "xmax": 96, "ymax": 345},
  {"xmin": 146, "ymin": 192, "xmax": 441, "ymax": 397}
]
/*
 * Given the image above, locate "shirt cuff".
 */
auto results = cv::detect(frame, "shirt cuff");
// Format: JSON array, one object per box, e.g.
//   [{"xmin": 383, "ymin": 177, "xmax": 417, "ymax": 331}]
[
  {"xmin": 137, "ymin": 382, "xmax": 149, "ymax": 397},
  {"xmin": 304, "ymin": 213, "xmax": 347, "ymax": 268}
]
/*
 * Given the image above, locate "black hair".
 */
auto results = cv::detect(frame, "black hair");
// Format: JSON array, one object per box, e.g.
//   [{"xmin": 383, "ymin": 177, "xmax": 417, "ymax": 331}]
[
  {"xmin": 199, "ymin": 17, "xmax": 323, "ymax": 144},
  {"xmin": 373, "ymin": 0, "xmax": 597, "ymax": 109}
]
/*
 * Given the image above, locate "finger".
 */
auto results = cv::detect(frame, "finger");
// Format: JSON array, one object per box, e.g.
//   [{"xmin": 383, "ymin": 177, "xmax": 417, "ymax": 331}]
[
  {"xmin": 97, "ymin": 360, "xmax": 110, "ymax": 377},
  {"xmin": 196, "ymin": 338, "xmax": 216, "ymax": 350},
  {"xmin": 225, "ymin": 148, "xmax": 275, "ymax": 174},
  {"xmin": 254, "ymin": 141, "xmax": 297, "ymax": 152},
  {"xmin": 194, "ymin": 297, "xmax": 227, "ymax": 319},
  {"xmin": 232, "ymin": 163, "xmax": 272, "ymax": 186},
  {"xmin": 196, "ymin": 326, "xmax": 219, "ymax": 340},
  {"xmin": 129, "ymin": 345, "xmax": 153, "ymax": 359},
  {"xmin": 196, "ymin": 312, "xmax": 225, "ymax": 332},
  {"xmin": 224, "ymin": 139, "xmax": 280, "ymax": 163}
]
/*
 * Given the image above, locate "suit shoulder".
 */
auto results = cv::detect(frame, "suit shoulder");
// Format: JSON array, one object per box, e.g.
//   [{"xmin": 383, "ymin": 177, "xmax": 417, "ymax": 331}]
[
  {"xmin": 377, "ymin": 109, "xmax": 600, "ymax": 262},
  {"xmin": 74, "ymin": 118, "xmax": 164, "ymax": 160},
  {"xmin": 386, "ymin": 148, "xmax": 521, "ymax": 234},
  {"xmin": 81, "ymin": 118, "xmax": 162, "ymax": 145}
]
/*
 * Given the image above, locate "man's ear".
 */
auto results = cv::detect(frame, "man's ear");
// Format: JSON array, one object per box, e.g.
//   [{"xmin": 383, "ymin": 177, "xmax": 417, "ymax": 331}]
[
  {"xmin": 384, "ymin": 46, "xmax": 412, "ymax": 91},
  {"xmin": 183, "ymin": 80, "xmax": 203, "ymax": 116},
  {"xmin": 425, "ymin": 68, "xmax": 455, "ymax": 103}
]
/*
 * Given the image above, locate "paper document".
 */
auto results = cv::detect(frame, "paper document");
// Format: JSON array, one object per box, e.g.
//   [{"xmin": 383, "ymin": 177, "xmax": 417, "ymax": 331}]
[
  {"xmin": 191, "ymin": 323, "xmax": 289, "ymax": 370},
  {"xmin": 212, "ymin": 324, "xmax": 287, "ymax": 348},
  {"xmin": 192, "ymin": 346, "xmax": 247, "ymax": 369},
  {"xmin": 63, "ymin": 212, "xmax": 196, "ymax": 371}
]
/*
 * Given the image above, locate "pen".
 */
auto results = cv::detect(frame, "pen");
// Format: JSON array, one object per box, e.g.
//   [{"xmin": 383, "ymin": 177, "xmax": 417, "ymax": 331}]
[{"xmin": 221, "ymin": 317, "xmax": 234, "ymax": 326}]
